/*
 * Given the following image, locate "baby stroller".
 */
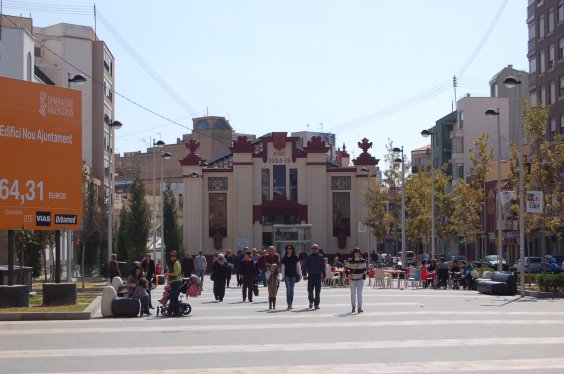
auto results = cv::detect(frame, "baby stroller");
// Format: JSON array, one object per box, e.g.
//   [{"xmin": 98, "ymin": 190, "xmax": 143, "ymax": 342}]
[
  {"xmin": 449, "ymin": 272, "xmax": 462, "ymax": 290},
  {"xmin": 157, "ymin": 275, "xmax": 202, "ymax": 317}
]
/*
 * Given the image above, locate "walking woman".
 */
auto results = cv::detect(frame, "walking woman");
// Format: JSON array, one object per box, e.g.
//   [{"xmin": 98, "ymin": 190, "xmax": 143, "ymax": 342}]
[
  {"xmin": 345, "ymin": 247, "xmax": 367, "ymax": 314},
  {"xmin": 280, "ymin": 244, "xmax": 302, "ymax": 310},
  {"xmin": 239, "ymin": 251, "xmax": 257, "ymax": 302},
  {"xmin": 211, "ymin": 254, "xmax": 231, "ymax": 302}
]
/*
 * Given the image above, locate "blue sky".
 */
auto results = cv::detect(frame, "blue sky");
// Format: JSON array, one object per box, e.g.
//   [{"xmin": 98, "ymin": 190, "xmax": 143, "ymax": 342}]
[{"xmin": 4, "ymin": 0, "xmax": 527, "ymax": 164}]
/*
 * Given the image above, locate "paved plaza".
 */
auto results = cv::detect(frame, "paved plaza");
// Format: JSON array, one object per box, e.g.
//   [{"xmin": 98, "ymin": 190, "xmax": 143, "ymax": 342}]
[{"xmin": 1, "ymin": 277, "xmax": 564, "ymax": 373}]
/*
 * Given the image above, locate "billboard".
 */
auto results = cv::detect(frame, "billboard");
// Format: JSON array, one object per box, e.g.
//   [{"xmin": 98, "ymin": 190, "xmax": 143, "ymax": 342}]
[{"xmin": 0, "ymin": 76, "xmax": 83, "ymax": 230}]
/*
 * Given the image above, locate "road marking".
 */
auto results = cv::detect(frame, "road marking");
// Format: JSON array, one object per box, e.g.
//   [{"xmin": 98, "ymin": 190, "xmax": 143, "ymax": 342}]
[
  {"xmin": 1, "ymin": 337, "xmax": 563, "ymax": 359},
  {"xmin": 1, "ymin": 319, "xmax": 563, "ymax": 335},
  {"xmin": 50, "ymin": 358, "xmax": 564, "ymax": 373}
]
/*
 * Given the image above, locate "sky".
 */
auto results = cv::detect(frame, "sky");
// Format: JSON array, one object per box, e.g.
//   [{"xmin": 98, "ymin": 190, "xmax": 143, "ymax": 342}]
[{"xmin": 3, "ymin": 0, "xmax": 528, "ymax": 166}]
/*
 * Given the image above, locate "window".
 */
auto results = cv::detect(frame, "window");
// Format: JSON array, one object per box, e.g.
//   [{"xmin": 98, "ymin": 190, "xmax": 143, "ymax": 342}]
[
  {"xmin": 549, "ymin": 7, "xmax": 554, "ymax": 33},
  {"xmin": 332, "ymin": 192, "xmax": 350, "ymax": 236},
  {"xmin": 209, "ymin": 193, "xmax": 227, "ymax": 237},
  {"xmin": 530, "ymin": 56, "xmax": 537, "ymax": 74},
  {"xmin": 560, "ymin": 76, "xmax": 564, "ymax": 97},
  {"xmin": 539, "ymin": 49, "xmax": 546, "ymax": 74},
  {"xmin": 560, "ymin": 39, "xmax": 564, "ymax": 59},
  {"xmin": 492, "ymin": 83, "xmax": 498, "ymax": 97},
  {"xmin": 289, "ymin": 168, "xmax": 298, "ymax": 202},
  {"xmin": 26, "ymin": 52, "xmax": 32, "ymax": 81},
  {"xmin": 455, "ymin": 164, "xmax": 464, "ymax": 180},
  {"xmin": 559, "ymin": 0, "xmax": 564, "ymax": 23},
  {"xmin": 104, "ymin": 130, "xmax": 110, "ymax": 152},
  {"xmin": 103, "ymin": 78, "xmax": 113, "ymax": 102},
  {"xmin": 459, "ymin": 111, "xmax": 464, "ymax": 129},
  {"xmin": 550, "ymin": 80, "xmax": 556, "ymax": 104},
  {"xmin": 208, "ymin": 177, "xmax": 228, "ymax": 191},
  {"xmin": 540, "ymin": 85, "xmax": 546, "ymax": 106},
  {"xmin": 539, "ymin": 13, "xmax": 545, "ymax": 39},
  {"xmin": 549, "ymin": 43, "xmax": 555, "ymax": 68},
  {"xmin": 529, "ymin": 21, "xmax": 536, "ymax": 40},
  {"xmin": 273, "ymin": 165, "xmax": 286, "ymax": 198},
  {"xmin": 331, "ymin": 176, "xmax": 351, "ymax": 190},
  {"xmin": 550, "ymin": 118, "xmax": 556, "ymax": 139},
  {"xmin": 530, "ymin": 91, "xmax": 538, "ymax": 107},
  {"xmin": 261, "ymin": 169, "xmax": 270, "ymax": 201}
]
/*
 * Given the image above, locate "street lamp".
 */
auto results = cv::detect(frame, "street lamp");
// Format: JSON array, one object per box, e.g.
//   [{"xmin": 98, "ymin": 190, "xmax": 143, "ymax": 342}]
[
  {"xmin": 393, "ymin": 147, "xmax": 406, "ymax": 269},
  {"xmin": 152, "ymin": 139, "xmax": 165, "ymax": 262},
  {"xmin": 104, "ymin": 115, "xmax": 122, "ymax": 270},
  {"xmin": 485, "ymin": 107, "xmax": 504, "ymax": 273},
  {"xmin": 67, "ymin": 72, "xmax": 87, "ymax": 88},
  {"xmin": 160, "ymin": 151, "xmax": 172, "ymax": 267},
  {"xmin": 421, "ymin": 129, "xmax": 436, "ymax": 259},
  {"xmin": 504, "ymin": 75, "xmax": 525, "ymax": 295}
]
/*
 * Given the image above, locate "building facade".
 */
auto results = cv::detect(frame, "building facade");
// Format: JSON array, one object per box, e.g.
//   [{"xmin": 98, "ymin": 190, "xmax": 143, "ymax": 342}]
[{"xmin": 179, "ymin": 133, "xmax": 379, "ymax": 255}]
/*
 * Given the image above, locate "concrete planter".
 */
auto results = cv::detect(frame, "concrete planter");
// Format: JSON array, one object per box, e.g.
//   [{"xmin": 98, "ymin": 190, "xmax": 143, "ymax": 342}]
[
  {"xmin": 523, "ymin": 289, "xmax": 564, "ymax": 299},
  {"xmin": 43, "ymin": 283, "xmax": 77, "ymax": 306},
  {"xmin": 0, "ymin": 285, "xmax": 29, "ymax": 308}
]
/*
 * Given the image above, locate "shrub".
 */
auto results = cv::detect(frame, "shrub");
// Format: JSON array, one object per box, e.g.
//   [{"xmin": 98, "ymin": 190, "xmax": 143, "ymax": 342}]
[{"xmin": 536, "ymin": 273, "xmax": 564, "ymax": 293}]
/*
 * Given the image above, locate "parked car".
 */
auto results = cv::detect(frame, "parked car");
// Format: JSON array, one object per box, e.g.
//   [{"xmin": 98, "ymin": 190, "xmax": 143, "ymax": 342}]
[
  {"xmin": 545, "ymin": 255, "xmax": 563, "ymax": 274},
  {"xmin": 513, "ymin": 257, "xmax": 544, "ymax": 273},
  {"xmin": 481, "ymin": 255, "xmax": 508, "ymax": 270},
  {"xmin": 448, "ymin": 255, "xmax": 467, "ymax": 265}
]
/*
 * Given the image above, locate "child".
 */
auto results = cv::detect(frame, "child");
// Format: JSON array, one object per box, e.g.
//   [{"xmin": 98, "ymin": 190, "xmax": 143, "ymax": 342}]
[
  {"xmin": 132, "ymin": 278, "xmax": 151, "ymax": 316},
  {"xmin": 265, "ymin": 264, "xmax": 280, "ymax": 310}
]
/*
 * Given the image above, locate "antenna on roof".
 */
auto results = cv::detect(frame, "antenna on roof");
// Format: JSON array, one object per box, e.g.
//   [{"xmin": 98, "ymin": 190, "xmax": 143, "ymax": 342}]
[
  {"xmin": 93, "ymin": 3, "xmax": 96, "ymax": 39},
  {"xmin": 319, "ymin": 122, "xmax": 324, "ymax": 133}
]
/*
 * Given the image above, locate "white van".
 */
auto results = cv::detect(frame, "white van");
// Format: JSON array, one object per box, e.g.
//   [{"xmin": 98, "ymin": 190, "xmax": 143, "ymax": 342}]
[{"xmin": 513, "ymin": 257, "xmax": 543, "ymax": 273}]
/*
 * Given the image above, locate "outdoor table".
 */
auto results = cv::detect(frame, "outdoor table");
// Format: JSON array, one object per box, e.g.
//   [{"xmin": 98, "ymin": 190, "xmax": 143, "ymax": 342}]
[{"xmin": 384, "ymin": 269, "xmax": 406, "ymax": 288}]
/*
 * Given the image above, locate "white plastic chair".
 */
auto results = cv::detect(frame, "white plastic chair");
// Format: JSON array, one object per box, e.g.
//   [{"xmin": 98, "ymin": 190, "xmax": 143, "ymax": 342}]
[
  {"xmin": 373, "ymin": 268, "xmax": 391, "ymax": 288},
  {"xmin": 406, "ymin": 268, "xmax": 422, "ymax": 289}
]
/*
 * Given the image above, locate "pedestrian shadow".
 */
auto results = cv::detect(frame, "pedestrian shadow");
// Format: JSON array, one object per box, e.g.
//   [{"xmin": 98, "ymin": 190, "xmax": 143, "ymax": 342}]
[
  {"xmin": 201, "ymin": 301, "xmax": 218, "ymax": 304},
  {"xmin": 335, "ymin": 312, "xmax": 355, "ymax": 318},
  {"xmin": 292, "ymin": 308, "xmax": 315, "ymax": 313}
]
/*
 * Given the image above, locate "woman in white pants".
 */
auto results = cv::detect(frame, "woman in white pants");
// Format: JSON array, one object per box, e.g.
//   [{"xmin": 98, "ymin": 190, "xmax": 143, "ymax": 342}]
[{"xmin": 345, "ymin": 247, "xmax": 367, "ymax": 314}]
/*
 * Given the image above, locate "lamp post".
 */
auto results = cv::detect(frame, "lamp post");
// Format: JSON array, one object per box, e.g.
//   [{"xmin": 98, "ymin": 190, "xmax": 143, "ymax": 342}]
[
  {"xmin": 67, "ymin": 72, "xmax": 87, "ymax": 89},
  {"xmin": 485, "ymin": 107, "xmax": 504, "ymax": 273},
  {"xmin": 160, "ymin": 151, "xmax": 172, "ymax": 267},
  {"xmin": 393, "ymin": 147, "xmax": 406, "ymax": 269},
  {"xmin": 104, "ymin": 115, "xmax": 122, "ymax": 269},
  {"xmin": 504, "ymin": 75, "xmax": 525, "ymax": 295},
  {"xmin": 421, "ymin": 129, "xmax": 436, "ymax": 259},
  {"xmin": 152, "ymin": 139, "xmax": 165, "ymax": 262}
]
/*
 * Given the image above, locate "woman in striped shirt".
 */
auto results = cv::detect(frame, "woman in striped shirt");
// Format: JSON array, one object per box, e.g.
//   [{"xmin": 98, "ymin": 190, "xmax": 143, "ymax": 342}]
[{"xmin": 345, "ymin": 247, "xmax": 367, "ymax": 314}]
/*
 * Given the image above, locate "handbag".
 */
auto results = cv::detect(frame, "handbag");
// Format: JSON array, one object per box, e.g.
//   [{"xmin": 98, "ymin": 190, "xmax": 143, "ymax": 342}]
[
  {"xmin": 253, "ymin": 283, "xmax": 259, "ymax": 296},
  {"xmin": 295, "ymin": 275, "xmax": 301, "ymax": 283},
  {"xmin": 210, "ymin": 274, "xmax": 215, "ymax": 281}
]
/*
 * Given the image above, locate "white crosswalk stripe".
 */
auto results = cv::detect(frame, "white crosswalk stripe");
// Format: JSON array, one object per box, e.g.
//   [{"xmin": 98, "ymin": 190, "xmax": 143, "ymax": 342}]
[{"xmin": 1, "ymin": 277, "xmax": 563, "ymax": 373}]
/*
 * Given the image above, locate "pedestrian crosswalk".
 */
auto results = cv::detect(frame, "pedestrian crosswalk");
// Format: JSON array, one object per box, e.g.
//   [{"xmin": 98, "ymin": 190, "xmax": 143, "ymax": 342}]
[{"xmin": 0, "ymin": 277, "xmax": 563, "ymax": 373}]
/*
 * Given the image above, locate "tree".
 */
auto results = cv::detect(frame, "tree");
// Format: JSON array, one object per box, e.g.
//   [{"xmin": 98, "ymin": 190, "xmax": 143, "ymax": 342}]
[
  {"xmin": 127, "ymin": 169, "xmax": 150, "ymax": 262},
  {"xmin": 163, "ymin": 182, "xmax": 182, "ymax": 259},
  {"xmin": 79, "ymin": 164, "xmax": 103, "ymax": 283},
  {"xmin": 382, "ymin": 140, "xmax": 403, "ymax": 252},
  {"xmin": 116, "ymin": 204, "xmax": 130, "ymax": 262},
  {"xmin": 404, "ymin": 166, "xmax": 451, "ymax": 253},
  {"xmin": 513, "ymin": 102, "xmax": 564, "ymax": 257},
  {"xmin": 458, "ymin": 133, "xmax": 493, "ymax": 259},
  {"xmin": 363, "ymin": 177, "xmax": 393, "ymax": 247}
]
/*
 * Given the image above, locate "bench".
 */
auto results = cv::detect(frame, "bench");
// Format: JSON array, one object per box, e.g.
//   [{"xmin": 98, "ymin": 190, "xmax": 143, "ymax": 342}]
[
  {"xmin": 476, "ymin": 272, "xmax": 517, "ymax": 296},
  {"xmin": 101, "ymin": 285, "xmax": 140, "ymax": 318}
]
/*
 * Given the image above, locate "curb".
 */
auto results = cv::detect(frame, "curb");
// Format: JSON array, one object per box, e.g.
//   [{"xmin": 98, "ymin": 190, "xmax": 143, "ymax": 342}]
[
  {"xmin": 523, "ymin": 289, "xmax": 564, "ymax": 299},
  {"xmin": 0, "ymin": 296, "xmax": 101, "ymax": 321}
]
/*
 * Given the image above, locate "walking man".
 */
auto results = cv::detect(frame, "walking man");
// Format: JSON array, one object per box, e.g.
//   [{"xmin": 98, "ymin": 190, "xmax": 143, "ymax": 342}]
[
  {"xmin": 302, "ymin": 244, "xmax": 326, "ymax": 309},
  {"xmin": 194, "ymin": 250, "xmax": 207, "ymax": 283}
]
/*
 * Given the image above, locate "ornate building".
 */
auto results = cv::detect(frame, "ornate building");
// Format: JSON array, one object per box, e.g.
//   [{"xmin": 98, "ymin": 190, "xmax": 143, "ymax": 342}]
[{"xmin": 180, "ymin": 132, "xmax": 379, "ymax": 255}]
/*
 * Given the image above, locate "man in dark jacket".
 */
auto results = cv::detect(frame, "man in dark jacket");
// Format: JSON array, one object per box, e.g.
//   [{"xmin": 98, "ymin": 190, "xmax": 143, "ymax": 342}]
[
  {"xmin": 140, "ymin": 253, "xmax": 156, "ymax": 309},
  {"xmin": 181, "ymin": 252, "xmax": 195, "ymax": 278},
  {"xmin": 302, "ymin": 244, "xmax": 326, "ymax": 309}
]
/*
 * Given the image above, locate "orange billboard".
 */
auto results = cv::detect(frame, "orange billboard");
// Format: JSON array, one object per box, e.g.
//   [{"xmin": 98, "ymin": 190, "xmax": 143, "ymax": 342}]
[{"xmin": 0, "ymin": 76, "xmax": 83, "ymax": 230}]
